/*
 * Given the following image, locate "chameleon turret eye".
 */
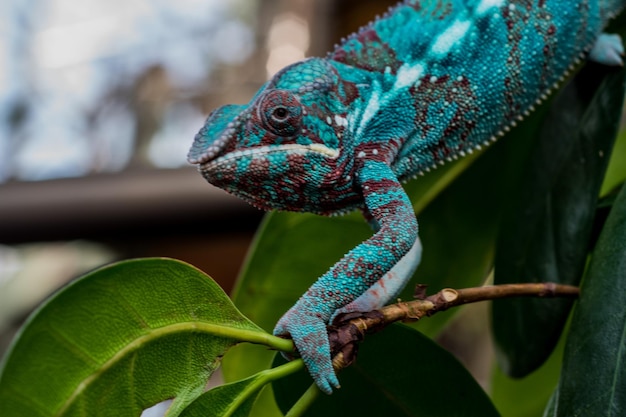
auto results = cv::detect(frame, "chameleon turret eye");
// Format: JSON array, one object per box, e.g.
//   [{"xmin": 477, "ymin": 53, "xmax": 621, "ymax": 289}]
[
  {"xmin": 272, "ymin": 107, "xmax": 288, "ymax": 120},
  {"xmin": 259, "ymin": 89, "xmax": 302, "ymax": 136}
]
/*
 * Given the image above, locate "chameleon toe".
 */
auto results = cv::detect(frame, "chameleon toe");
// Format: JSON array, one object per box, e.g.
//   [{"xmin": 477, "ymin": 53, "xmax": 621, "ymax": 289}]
[{"xmin": 274, "ymin": 309, "xmax": 340, "ymax": 394}]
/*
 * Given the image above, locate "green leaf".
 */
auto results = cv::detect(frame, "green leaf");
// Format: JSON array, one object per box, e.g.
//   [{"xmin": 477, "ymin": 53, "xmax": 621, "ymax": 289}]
[
  {"xmin": 492, "ymin": 66, "xmax": 626, "ymax": 376},
  {"xmin": 542, "ymin": 391, "xmax": 559, "ymax": 417},
  {"xmin": 180, "ymin": 360, "xmax": 304, "ymax": 417},
  {"xmin": 273, "ymin": 324, "xmax": 499, "ymax": 417},
  {"xmin": 490, "ymin": 329, "xmax": 565, "ymax": 417},
  {"xmin": 600, "ymin": 128, "xmax": 626, "ymax": 197},
  {"xmin": 182, "ymin": 378, "xmax": 261, "ymax": 417},
  {"xmin": 552, "ymin": 182, "xmax": 626, "ymax": 416},
  {"xmin": 0, "ymin": 258, "xmax": 285, "ymax": 417}
]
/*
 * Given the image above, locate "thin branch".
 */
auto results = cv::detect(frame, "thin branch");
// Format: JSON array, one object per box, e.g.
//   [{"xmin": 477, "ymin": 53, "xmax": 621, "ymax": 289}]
[
  {"xmin": 424, "ymin": 283, "xmax": 579, "ymax": 313},
  {"xmin": 284, "ymin": 381, "xmax": 321, "ymax": 417},
  {"xmin": 328, "ymin": 282, "xmax": 579, "ymax": 367}
]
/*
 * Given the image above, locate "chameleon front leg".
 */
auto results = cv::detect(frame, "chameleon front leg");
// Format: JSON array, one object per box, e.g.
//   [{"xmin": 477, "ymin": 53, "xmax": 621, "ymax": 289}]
[
  {"xmin": 331, "ymin": 235, "xmax": 422, "ymax": 321},
  {"xmin": 273, "ymin": 160, "xmax": 419, "ymax": 394}
]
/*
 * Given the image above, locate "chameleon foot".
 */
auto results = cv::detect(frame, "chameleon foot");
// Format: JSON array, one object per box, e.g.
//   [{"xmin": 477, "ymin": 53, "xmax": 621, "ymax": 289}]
[
  {"xmin": 274, "ymin": 311, "xmax": 340, "ymax": 395},
  {"xmin": 589, "ymin": 33, "xmax": 624, "ymax": 66}
]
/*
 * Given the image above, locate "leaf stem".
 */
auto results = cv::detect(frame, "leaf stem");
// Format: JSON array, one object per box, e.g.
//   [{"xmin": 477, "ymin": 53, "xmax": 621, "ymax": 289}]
[
  {"xmin": 284, "ymin": 383, "xmax": 320, "ymax": 417},
  {"xmin": 262, "ymin": 358, "xmax": 305, "ymax": 382}
]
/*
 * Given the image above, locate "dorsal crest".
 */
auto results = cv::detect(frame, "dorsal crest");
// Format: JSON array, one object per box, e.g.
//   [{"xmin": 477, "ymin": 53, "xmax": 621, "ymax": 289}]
[{"xmin": 270, "ymin": 58, "xmax": 339, "ymax": 93}]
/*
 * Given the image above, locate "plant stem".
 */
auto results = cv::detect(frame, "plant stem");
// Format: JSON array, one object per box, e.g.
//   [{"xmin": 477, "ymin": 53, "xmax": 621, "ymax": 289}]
[
  {"xmin": 390, "ymin": 282, "xmax": 578, "ymax": 324},
  {"xmin": 328, "ymin": 282, "xmax": 580, "ymax": 366},
  {"xmin": 280, "ymin": 283, "xmax": 579, "ymax": 415},
  {"xmin": 424, "ymin": 282, "xmax": 580, "ymax": 314},
  {"xmin": 264, "ymin": 358, "xmax": 305, "ymax": 382},
  {"xmin": 284, "ymin": 383, "xmax": 320, "ymax": 417}
]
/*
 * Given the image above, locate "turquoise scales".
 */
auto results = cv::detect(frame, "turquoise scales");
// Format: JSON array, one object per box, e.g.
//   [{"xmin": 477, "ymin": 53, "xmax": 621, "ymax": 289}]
[{"xmin": 188, "ymin": 0, "xmax": 625, "ymax": 394}]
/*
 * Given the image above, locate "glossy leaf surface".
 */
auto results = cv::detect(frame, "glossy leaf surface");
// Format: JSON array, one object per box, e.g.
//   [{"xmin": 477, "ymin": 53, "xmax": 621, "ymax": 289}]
[
  {"xmin": 493, "ymin": 67, "xmax": 626, "ymax": 376},
  {"xmin": 0, "ymin": 258, "xmax": 276, "ymax": 417},
  {"xmin": 273, "ymin": 324, "xmax": 499, "ymax": 417},
  {"xmin": 179, "ymin": 360, "xmax": 303, "ymax": 417},
  {"xmin": 491, "ymin": 331, "xmax": 565, "ymax": 417},
  {"xmin": 551, "ymin": 183, "xmax": 626, "ymax": 416}
]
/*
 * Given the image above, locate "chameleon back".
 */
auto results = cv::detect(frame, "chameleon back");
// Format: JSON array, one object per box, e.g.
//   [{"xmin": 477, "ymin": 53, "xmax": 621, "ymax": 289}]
[{"xmin": 328, "ymin": 0, "xmax": 623, "ymax": 181}]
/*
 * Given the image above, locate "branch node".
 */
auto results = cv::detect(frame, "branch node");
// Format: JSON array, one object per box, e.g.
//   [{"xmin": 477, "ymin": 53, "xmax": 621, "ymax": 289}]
[
  {"xmin": 332, "ymin": 351, "xmax": 349, "ymax": 370},
  {"xmin": 398, "ymin": 300, "xmax": 433, "ymax": 322},
  {"xmin": 542, "ymin": 282, "xmax": 558, "ymax": 297},
  {"xmin": 441, "ymin": 288, "xmax": 458, "ymax": 302},
  {"xmin": 414, "ymin": 284, "xmax": 429, "ymax": 300}
]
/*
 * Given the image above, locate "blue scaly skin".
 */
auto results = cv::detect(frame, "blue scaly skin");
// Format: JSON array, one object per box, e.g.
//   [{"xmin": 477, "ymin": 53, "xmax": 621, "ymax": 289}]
[{"xmin": 189, "ymin": 0, "xmax": 624, "ymax": 394}]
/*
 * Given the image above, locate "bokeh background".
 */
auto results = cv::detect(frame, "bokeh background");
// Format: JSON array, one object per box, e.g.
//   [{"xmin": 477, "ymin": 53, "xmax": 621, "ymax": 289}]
[{"xmin": 0, "ymin": 0, "xmax": 401, "ymax": 368}]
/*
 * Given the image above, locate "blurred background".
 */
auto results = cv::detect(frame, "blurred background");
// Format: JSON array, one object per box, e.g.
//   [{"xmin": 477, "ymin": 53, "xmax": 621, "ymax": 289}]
[
  {"xmin": 0, "ymin": 0, "xmax": 401, "ymax": 365},
  {"xmin": 9, "ymin": 2, "xmax": 621, "ymax": 412}
]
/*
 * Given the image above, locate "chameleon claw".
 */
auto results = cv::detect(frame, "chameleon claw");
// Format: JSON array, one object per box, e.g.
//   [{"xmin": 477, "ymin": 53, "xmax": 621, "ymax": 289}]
[
  {"xmin": 313, "ymin": 369, "xmax": 340, "ymax": 396},
  {"xmin": 274, "ymin": 310, "xmax": 340, "ymax": 394}
]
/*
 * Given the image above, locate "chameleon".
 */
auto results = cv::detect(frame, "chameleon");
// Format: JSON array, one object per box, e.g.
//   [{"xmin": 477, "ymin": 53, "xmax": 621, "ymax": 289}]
[{"xmin": 188, "ymin": 0, "xmax": 624, "ymax": 394}]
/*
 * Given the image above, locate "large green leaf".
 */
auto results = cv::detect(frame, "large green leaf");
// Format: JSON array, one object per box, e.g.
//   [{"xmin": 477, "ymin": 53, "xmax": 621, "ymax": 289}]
[
  {"xmin": 0, "ymin": 258, "xmax": 286, "ymax": 417},
  {"xmin": 273, "ymin": 324, "xmax": 499, "ymax": 417},
  {"xmin": 492, "ymin": 66, "xmax": 626, "ymax": 377},
  {"xmin": 600, "ymin": 128, "xmax": 626, "ymax": 196},
  {"xmin": 490, "ymin": 329, "xmax": 566, "ymax": 417},
  {"xmin": 549, "ymin": 183, "xmax": 626, "ymax": 416},
  {"xmin": 179, "ymin": 360, "xmax": 303, "ymax": 417}
]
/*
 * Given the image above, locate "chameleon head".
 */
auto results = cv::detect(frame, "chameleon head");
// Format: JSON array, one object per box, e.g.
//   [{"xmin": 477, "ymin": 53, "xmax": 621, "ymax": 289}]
[{"xmin": 188, "ymin": 58, "xmax": 353, "ymax": 212}]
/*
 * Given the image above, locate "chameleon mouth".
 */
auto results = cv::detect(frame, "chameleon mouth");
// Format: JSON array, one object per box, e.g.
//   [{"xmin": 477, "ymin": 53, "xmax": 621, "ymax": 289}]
[
  {"xmin": 199, "ymin": 143, "xmax": 339, "ymax": 171},
  {"xmin": 187, "ymin": 104, "xmax": 247, "ymax": 165}
]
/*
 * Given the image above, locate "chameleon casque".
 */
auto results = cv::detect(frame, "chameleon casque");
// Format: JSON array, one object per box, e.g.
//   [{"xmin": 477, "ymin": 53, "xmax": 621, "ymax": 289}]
[{"xmin": 189, "ymin": 0, "xmax": 624, "ymax": 394}]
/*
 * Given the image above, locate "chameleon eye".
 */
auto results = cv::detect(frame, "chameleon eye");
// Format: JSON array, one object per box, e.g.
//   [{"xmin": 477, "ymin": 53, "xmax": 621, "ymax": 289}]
[
  {"xmin": 272, "ymin": 107, "xmax": 288, "ymax": 121},
  {"xmin": 259, "ymin": 89, "xmax": 302, "ymax": 136}
]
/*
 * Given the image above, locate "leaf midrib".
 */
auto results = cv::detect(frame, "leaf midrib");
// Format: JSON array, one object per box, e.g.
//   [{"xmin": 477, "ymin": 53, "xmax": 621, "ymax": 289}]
[{"xmin": 53, "ymin": 322, "xmax": 289, "ymax": 417}]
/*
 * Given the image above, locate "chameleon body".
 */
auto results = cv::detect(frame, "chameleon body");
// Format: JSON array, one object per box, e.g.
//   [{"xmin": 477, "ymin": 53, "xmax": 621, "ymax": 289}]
[{"xmin": 189, "ymin": 0, "xmax": 624, "ymax": 394}]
